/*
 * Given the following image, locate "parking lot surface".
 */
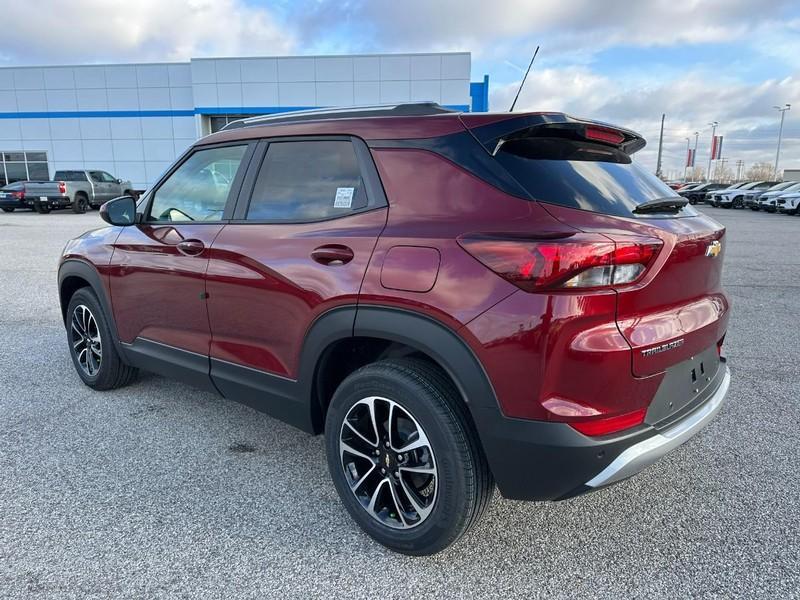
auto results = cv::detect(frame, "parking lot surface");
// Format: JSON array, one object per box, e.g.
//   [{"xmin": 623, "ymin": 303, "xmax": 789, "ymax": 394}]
[{"xmin": 1, "ymin": 207, "xmax": 798, "ymax": 599}]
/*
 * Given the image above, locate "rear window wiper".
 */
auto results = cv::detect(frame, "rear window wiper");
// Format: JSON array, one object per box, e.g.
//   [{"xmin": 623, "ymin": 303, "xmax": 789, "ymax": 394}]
[{"xmin": 632, "ymin": 197, "xmax": 689, "ymax": 214}]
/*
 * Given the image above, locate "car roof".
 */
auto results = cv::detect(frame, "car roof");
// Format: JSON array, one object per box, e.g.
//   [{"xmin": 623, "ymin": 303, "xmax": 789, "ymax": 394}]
[{"xmin": 199, "ymin": 102, "xmax": 645, "ymax": 152}]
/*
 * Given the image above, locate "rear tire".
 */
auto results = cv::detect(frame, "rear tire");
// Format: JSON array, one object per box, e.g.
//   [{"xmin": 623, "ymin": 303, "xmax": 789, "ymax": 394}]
[
  {"xmin": 1, "ymin": 207, "xmax": 14, "ymax": 213},
  {"xmin": 72, "ymin": 194, "xmax": 88, "ymax": 214},
  {"xmin": 325, "ymin": 358, "xmax": 493, "ymax": 555},
  {"xmin": 66, "ymin": 288, "xmax": 138, "ymax": 390}
]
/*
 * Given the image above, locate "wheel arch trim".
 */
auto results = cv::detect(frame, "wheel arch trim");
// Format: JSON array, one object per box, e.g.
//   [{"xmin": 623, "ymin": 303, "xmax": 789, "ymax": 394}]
[
  {"xmin": 299, "ymin": 304, "xmax": 502, "ymax": 431},
  {"xmin": 58, "ymin": 259, "xmax": 126, "ymax": 358}
]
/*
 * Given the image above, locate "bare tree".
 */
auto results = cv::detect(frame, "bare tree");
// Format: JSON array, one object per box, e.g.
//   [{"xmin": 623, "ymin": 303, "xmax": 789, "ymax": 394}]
[
  {"xmin": 687, "ymin": 166, "xmax": 706, "ymax": 181},
  {"xmin": 713, "ymin": 163, "xmax": 734, "ymax": 183},
  {"xmin": 746, "ymin": 162, "xmax": 776, "ymax": 181}
]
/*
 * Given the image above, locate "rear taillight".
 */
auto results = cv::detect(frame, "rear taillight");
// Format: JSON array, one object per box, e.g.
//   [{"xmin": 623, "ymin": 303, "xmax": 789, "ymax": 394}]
[
  {"xmin": 12, "ymin": 191, "xmax": 23, "ymax": 199},
  {"xmin": 458, "ymin": 234, "xmax": 662, "ymax": 292},
  {"xmin": 568, "ymin": 408, "xmax": 647, "ymax": 437},
  {"xmin": 58, "ymin": 181, "xmax": 66, "ymax": 194}
]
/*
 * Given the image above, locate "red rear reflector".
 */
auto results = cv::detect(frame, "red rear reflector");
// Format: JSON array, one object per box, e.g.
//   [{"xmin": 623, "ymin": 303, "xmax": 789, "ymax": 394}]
[
  {"xmin": 585, "ymin": 126, "xmax": 626, "ymax": 145},
  {"xmin": 458, "ymin": 234, "xmax": 662, "ymax": 292},
  {"xmin": 58, "ymin": 181, "xmax": 66, "ymax": 194},
  {"xmin": 569, "ymin": 408, "xmax": 647, "ymax": 437}
]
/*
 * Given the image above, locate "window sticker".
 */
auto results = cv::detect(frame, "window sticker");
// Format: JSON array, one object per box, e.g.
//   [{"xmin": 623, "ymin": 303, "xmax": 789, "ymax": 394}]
[{"xmin": 334, "ymin": 187, "xmax": 355, "ymax": 208}]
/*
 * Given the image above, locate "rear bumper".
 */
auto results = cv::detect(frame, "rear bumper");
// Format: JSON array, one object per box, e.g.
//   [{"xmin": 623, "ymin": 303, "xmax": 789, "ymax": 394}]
[
  {"xmin": 0, "ymin": 198, "xmax": 24, "ymax": 209},
  {"xmin": 585, "ymin": 366, "xmax": 729, "ymax": 488},
  {"xmin": 30, "ymin": 195, "xmax": 71, "ymax": 208},
  {"xmin": 478, "ymin": 361, "xmax": 730, "ymax": 501}
]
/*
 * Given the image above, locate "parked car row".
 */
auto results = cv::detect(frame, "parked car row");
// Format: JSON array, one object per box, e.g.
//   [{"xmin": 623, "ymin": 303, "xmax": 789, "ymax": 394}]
[
  {"xmin": 0, "ymin": 170, "xmax": 135, "ymax": 214},
  {"xmin": 675, "ymin": 180, "xmax": 800, "ymax": 215}
]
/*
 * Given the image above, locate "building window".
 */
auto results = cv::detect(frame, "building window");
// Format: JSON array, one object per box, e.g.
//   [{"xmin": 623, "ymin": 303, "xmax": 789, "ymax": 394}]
[
  {"xmin": 0, "ymin": 151, "xmax": 50, "ymax": 187},
  {"xmin": 208, "ymin": 114, "xmax": 259, "ymax": 133}
]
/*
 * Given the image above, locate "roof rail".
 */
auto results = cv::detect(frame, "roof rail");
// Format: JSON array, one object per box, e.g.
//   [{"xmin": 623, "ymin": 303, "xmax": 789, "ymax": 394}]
[{"xmin": 220, "ymin": 102, "xmax": 458, "ymax": 131}]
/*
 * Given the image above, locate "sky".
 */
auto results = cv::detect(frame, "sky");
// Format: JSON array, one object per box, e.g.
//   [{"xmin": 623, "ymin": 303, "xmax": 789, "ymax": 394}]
[{"xmin": 1, "ymin": 0, "xmax": 798, "ymax": 178}]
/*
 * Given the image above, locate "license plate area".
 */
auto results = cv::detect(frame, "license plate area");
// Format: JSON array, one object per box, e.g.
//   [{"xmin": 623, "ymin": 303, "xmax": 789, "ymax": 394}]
[{"xmin": 644, "ymin": 345, "xmax": 721, "ymax": 427}]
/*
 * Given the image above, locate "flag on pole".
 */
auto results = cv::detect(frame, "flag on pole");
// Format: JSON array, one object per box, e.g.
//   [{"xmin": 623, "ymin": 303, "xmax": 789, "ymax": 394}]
[
  {"xmin": 711, "ymin": 135, "xmax": 724, "ymax": 160},
  {"xmin": 686, "ymin": 148, "xmax": 696, "ymax": 167}
]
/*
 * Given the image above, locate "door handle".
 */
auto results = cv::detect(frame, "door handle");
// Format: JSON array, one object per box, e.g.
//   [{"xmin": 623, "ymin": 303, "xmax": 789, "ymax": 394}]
[
  {"xmin": 310, "ymin": 245, "xmax": 354, "ymax": 266},
  {"xmin": 176, "ymin": 239, "xmax": 205, "ymax": 256}
]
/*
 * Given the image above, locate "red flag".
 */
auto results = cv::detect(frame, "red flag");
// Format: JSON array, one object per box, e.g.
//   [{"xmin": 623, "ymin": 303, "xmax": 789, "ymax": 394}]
[
  {"xmin": 686, "ymin": 148, "xmax": 695, "ymax": 167},
  {"xmin": 711, "ymin": 135, "xmax": 723, "ymax": 160}
]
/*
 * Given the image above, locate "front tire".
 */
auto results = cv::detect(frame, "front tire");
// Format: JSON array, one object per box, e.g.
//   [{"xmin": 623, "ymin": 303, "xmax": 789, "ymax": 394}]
[
  {"xmin": 66, "ymin": 288, "xmax": 138, "ymax": 390},
  {"xmin": 325, "ymin": 358, "xmax": 493, "ymax": 555}
]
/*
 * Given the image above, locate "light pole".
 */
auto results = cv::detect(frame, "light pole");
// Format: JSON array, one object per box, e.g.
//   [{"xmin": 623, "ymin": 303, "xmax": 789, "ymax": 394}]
[
  {"xmin": 707, "ymin": 121, "xmax": 718, "ymax": 181},
  {"xmin": 773, "ymin": 104, "xmax": 791, "ymax": 179},
  {"xmin": 692, "ymin": 131, "xmax": 699, "ymax": 180}
]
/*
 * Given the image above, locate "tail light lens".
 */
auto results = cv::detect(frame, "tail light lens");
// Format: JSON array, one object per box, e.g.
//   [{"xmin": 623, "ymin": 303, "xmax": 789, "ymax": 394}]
[
  {"xmin": 543, "ymin": 397, "xmax": 647, "ymax": 436},
  {"xmin": 585, "ymin": 125, "xmax": 626, "ymax": 145},
  {"xmin": 12, "ymin": 191, "xmax": 23, "ymax": 199},
  {"xmin": 458, "ymin": 234, "xmax": 662, "ymax": 292},
  {"xmin": 569, "ymin": 408, "xmax": 647, "ymax": 436},
  {"xmin": 58, "ymin": 181, "xmax": 66, "ymax": 194}
]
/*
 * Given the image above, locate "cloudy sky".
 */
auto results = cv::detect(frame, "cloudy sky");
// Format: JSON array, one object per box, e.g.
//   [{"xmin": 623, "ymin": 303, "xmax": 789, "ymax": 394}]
[{"xmin": 1, "ymin": 0, "xmax": 798, "ymax": 177}]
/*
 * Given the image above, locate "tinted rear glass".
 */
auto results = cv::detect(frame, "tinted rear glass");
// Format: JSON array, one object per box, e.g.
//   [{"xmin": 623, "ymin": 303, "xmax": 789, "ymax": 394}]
[
  {"xmin": 495, "ymin": 138, "xmax": 686, "ymax": 217},
  {"xmin": 54, "ymin": 170, "xmax": 88, "ymax": 181}
]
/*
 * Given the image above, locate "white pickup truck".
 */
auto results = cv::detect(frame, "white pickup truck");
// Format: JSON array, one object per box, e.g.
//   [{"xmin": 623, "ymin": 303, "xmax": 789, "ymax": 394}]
[{"xmin": 22, "ymin": 170, "xmax": 135, "ymax": 213}]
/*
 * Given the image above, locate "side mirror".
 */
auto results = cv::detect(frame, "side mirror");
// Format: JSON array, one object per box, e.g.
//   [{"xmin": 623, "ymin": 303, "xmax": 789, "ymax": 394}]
[
  {"xmin": 100, "ymin": 195, "xmax": 137, "ymax": 226},
  {"xmin": 116, "ymin": 178, "xmax": 122, "ymax": 184}
]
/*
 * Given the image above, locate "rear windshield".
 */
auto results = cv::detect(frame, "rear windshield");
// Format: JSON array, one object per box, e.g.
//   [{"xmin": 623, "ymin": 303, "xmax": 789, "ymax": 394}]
[
  {"xmin": 495, "ymin": 138, "xmax": 688, "ymax": 218},
  {"xmin": 54, "ymin": 170, "xmax": 88, "ymax": 182}
]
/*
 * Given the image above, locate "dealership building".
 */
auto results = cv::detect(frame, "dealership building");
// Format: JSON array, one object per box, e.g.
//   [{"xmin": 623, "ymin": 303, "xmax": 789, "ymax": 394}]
[{"xmin": 0, "ymin": 52, "xmax": 489, "ymax": 190}]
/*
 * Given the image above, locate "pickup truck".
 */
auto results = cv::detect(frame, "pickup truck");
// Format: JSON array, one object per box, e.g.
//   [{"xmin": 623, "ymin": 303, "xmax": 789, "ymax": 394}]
[{"xmin": 23, "ymin": 170, "xmax": 135, "ymax": 214}]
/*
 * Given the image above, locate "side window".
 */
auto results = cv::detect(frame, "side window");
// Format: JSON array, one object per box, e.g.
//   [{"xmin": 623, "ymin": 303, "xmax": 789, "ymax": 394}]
[
  {"xmin": 101, "ymin": 172, "xmax": 117, "ymax": 183},
  {"xmin": 148, "ymin": 145, "xmax": 247, "ymax": 222},
  {"xmin": 246, "ymin": 140, "xmax": 369, "ymax": 222},
  {"xmin": 88, "ymin": 171, "xmax": 103, "ymax": 183}
]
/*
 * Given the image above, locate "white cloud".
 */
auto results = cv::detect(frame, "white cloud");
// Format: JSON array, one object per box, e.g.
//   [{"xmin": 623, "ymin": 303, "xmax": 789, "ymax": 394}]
[
  {"xmin": 0, "ymin": 0, "xmax": 294, "ymax": 65},
  {"xmin": 297, "ymin": 0, "xmax": 794, "ymax": 57}
]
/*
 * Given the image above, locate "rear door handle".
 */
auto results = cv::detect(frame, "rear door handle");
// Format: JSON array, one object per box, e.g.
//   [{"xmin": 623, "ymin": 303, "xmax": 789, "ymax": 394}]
[
  {"xmin": 176, "ymin": 239, "xmax": 205, "ymax": 256},
  {"xmin": 310, "ymin": 245, "xmax": 354, "ymax": 266}
]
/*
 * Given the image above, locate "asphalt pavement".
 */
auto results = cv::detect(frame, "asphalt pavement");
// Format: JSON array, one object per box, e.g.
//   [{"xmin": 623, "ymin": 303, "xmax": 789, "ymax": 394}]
[{"xmin": 1, "ymin": 206, "xmax": 798, "ymax": 599}]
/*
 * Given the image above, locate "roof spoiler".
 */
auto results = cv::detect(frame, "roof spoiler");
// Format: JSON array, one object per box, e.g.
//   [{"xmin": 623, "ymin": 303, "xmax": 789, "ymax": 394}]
[{"xmin": 459, "ymin": 113, "xmax": 647, "ymax": 156}]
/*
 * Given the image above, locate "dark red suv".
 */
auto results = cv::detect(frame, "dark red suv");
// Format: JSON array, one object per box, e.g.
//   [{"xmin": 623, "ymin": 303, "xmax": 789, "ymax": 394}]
[{"xmin": 58, "ymin": 103, "xmax": 730, "ymax": 555}]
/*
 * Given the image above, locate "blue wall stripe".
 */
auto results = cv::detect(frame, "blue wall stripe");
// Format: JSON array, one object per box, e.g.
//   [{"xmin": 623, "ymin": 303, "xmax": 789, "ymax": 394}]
[{"xmin": 0, "ymin": 104, "xmax": 474, "ymax": 120}]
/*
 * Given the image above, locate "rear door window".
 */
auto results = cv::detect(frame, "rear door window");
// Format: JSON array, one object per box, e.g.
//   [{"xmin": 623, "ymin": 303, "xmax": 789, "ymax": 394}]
[
  {"xmin": 246, "ymin": 140, "xmax": 369, "ymax": 222},
  {"xmin": 495, "ymin": 138, "xmax": 688, "ymax": 217}
]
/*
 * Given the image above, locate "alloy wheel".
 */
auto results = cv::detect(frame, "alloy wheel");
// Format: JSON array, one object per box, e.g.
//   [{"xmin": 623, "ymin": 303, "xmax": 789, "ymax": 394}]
[
  {"xmin": 339, "ymin": 396, "xmax": 438, "ymax": 530},
  {"xmin": 71, "ymin": 304, "xmax": 102, "ymax": 376}
]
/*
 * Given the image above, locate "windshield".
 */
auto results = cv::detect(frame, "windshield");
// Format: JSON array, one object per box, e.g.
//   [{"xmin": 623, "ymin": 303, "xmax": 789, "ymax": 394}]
[
  {"xmin": 495, "ymin": 138, "xmax": 694, "ymax": 218},
  {"xmin": 774, "ymin": 182, "xmax": 800, "ymax": 193}
]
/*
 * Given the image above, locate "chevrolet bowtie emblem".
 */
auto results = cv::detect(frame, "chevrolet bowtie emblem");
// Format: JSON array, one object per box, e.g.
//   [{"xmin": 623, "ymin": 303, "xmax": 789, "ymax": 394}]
[{"xmin": 705, "ymin": 240, "xmax": 722, "ymax": 258}]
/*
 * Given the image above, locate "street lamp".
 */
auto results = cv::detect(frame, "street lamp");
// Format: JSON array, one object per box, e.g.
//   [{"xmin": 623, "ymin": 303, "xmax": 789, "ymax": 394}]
[
  {"xmin": 773, "ymin": 104, "xmax": 791, "ymax": 179},
  {"xmin": 707, "ymin": 121, "xmax": 718, "ymax": 181}
]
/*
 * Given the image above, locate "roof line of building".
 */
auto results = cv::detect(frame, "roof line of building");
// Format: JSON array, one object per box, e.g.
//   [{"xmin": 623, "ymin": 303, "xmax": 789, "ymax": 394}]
[{"xmin": 0, "ymin": 52, "xmax": 472, "ymax": 71}]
